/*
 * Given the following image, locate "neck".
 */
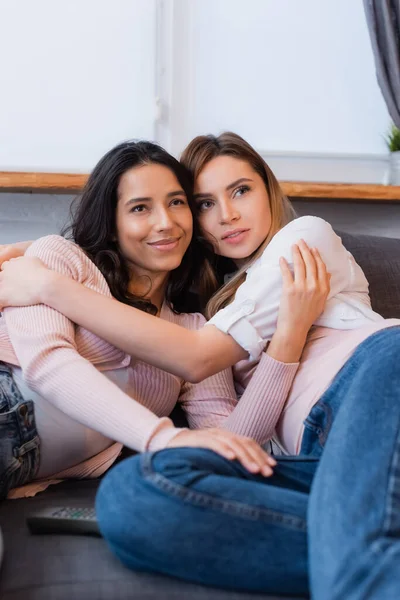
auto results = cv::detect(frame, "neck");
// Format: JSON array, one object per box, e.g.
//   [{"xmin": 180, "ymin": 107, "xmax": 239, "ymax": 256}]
[
  {"xmin": 233, "ymin": 258, "xmax": 246, "ymax": 269},
  {"xmin": 129, "ymin": 270, "xmax": 169, "ymax": 314}
]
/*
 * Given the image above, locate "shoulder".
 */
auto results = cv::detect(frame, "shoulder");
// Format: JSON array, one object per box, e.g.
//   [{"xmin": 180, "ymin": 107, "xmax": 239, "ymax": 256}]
[
  {"xmin": 273, "ymin": 216, "xmax": 336, "ymax": 245},
  {"xmin": 26, "ymin": 235, "xmax": 104, "ymax": 284},
  {"xmin": 253, "ymin": 216, "xmax": 343, "ymax": 268}
]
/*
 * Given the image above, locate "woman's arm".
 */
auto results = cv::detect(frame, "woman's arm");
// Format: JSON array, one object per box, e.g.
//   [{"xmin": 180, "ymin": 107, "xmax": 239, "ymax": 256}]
[
  {"xmin": 0, "ymin": 240, "xmax": 32, "ymax": 262},
  {"xmin": 180, "ymin": 247, "xmax": 329, "ymax": 444},
  {"xmin": 2, "ymin": 238, "xmax": 278, "ymax": 473},
  {"xmin": 0, "ymin": 231, "xmax": 329, "ymax": 382},
  {"xmin": 205, "ymin": 216, "xmax": 380, "ymax": 362},
  {"xmin": 1, "ymin": 256, "xmax": 245, "ymax": 381},
  {"xmin": 3, "ymin": 236, "xmax": 183, "ymax": 452}
]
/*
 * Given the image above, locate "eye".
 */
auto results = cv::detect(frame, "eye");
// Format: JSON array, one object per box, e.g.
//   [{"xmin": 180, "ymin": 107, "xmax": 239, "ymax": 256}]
[
  {"xmin": 170, "ymin": 198, "xmax": 186, "ymax": 207},
  {"xmin": 233, "ymin": 185, "xmax": 250, "ymax": 198},
  {"xmin": 197, "ymin": 199, "xmax": 214, "ymax": 212},
  {"xmin": 130, "ymin": 204, "xmax": 147, "ymax": 213}
]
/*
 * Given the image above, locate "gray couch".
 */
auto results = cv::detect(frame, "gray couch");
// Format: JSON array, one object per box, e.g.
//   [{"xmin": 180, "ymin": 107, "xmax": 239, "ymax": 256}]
[{"xmin": 1, "ymin": 231, "xmax": 400, "ymax": 600}]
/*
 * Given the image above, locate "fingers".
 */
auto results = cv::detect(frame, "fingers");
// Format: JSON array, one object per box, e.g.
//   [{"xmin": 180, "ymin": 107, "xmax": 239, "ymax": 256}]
[
  {"xmin": 297, "ymin": 239, "xmax": 317, "ymax": 282},
  {"xmin": 238, "ymin": 439, "xmax": 277, "ymax": 477},
  {"xmin": 203, "ymin": 430, "xmax": 276, "ymax": 477},
  {"xmin": 312, "ymin": 247, "xmax": 331, "ymax": 294},
  {"xmin": 279, "ymin": 256, "xmax": 293, "ymax": 287},
  {"xmin": 169, "ymin": 429, "xmax": 277, "ymax": 477},
  {"xmin": 225, "ymin": 439, "xmax": 271, "ymax": 476},
  {"xmin": 215, "ymin": 431, "xmax": 276, "ymax": 476},
  {"xmin": 291, "ymin": 244, "xmax": 306, "ymax": 282},
  {"xmin": 0, "ymin": 245, "xmax": 21, "ymax": 266},
  {"xmin": 1, "ymin": 256, "xmax": 26, "ymax": 271},
  {"xmin": 284, "ymin": 241, "xmax": 327, "ymax": 288}
]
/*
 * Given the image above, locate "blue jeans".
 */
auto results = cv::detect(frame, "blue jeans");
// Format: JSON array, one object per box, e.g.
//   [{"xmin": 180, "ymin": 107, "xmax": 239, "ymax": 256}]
[
  {"xmin": 0, "ymin": 362, "xmax": 40, "ymax": 499},
  {"xmin": 96, "ymin": 327, "xmax": 400, "ymax": 598}
]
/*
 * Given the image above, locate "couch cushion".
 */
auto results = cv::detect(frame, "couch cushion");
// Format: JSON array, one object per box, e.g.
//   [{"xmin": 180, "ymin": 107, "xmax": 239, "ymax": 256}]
[
  {"xmin": 2, "ymin": 231, "xmax": 398, "ymax": 600},
  {"xmin": 0, "ymin": 480, "xmax": 306, "ymax": 600},
  {"xmin": 339, "ymin": 231, "xmax": 400, "ymax": 319}
]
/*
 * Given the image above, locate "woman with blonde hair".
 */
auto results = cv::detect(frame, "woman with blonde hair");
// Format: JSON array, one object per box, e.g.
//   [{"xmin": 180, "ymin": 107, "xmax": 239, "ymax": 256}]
[
  {"xmin": 1, "ymin": 132, "xmax": 399, "ymax": 599},
  {"xmin": 0, "ymin": 139, "xmax": 330, "ymax": 500}
]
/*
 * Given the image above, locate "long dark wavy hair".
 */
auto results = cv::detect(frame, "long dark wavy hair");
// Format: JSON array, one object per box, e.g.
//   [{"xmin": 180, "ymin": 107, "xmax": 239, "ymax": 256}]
[{"xmin": 63, "ymin": 140, "xmax": 208, "ymax": 315}]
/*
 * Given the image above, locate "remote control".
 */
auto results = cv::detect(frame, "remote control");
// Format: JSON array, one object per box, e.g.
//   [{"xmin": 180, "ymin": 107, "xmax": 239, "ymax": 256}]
[{"xmin": 27, "ymin": 506, "xmax": 101, "ymax": 536}]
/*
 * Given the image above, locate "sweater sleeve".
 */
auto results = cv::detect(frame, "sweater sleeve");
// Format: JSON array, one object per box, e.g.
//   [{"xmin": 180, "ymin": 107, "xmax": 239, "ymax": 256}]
[
  {"xmin": 3, "ymin": 236, "xmax": 179, "ymax": 452},
  {"xmin": 177, "ymin": 313, "xmax": 299, "ymax": 445}
]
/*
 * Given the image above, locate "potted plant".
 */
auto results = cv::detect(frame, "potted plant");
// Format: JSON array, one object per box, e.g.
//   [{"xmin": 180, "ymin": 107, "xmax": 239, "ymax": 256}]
[{"xmin": 386, "ymin": 123, "xmax": 400, "ymax": 185}]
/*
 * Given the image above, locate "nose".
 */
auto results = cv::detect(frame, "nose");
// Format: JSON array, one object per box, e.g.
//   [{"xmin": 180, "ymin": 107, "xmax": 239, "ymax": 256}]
[
  {"xmin": 153, "ymin": 206, "xmax": 174, "ymax": 232},
  {"xmin": 219, "ymin": 198, "xmax": 240, "ymax": 225}
]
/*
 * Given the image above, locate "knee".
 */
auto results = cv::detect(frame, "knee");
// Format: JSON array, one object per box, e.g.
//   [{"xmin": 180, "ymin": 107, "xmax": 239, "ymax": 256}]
[
  {"xmin": 95, "ymin": 450, "xmax": 211, "ymax": 545},
  {"xmin": 95, "ymin": 454, "xmax": 150, "ymax": 558},
  {"xmin": 95, "ymin": 448, "xmax": 231, "ymax": 558},
  {"xmin": 355, "ymin": 327, "xmax": 400, "ymax": 374},
  {"xmin": 95, "ymin": 449, "xmax": 217, "ymax": 570}
]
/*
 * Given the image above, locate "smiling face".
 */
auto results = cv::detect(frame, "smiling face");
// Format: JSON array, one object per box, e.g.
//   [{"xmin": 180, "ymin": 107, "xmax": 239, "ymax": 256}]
[
  {"xmin": 115, "ymin": 163, "xmax": 193, "ymax": 283},
  {"xmin": 194, "ymin": 155, "xmax": 272, "ymax": 263}
]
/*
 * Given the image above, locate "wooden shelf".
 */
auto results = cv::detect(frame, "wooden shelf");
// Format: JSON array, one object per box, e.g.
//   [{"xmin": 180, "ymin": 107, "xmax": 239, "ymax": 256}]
[
  {"xmin": 1, "ymin": 171, "xmax": 400, "ymax": 201},
  {"xmin": 281, "ymin": 181, "xmax": 400, "ymax": 201},
  {"xmin": 0, "ymin": 171, "xmax": 88, "ymax": 193}
]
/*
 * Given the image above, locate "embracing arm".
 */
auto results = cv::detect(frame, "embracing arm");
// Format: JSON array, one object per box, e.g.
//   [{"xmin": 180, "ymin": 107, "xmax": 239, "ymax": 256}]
[
  {"xmin": 0, "ymin": 217, "xmax": 339, "ymax": 381},
  {"xmin": 3, "ymin": 237, "xmax": 182, "ymax": 451},
  {"xmin": 37, "ymin": 272, "xmax": 246, "ymax": 382},
  {"xmin": 179, "ymin": 244, "xmax": 329, "ymax": 444},
  {"xmin": 181, "ymin": 350, "xmax": 299, "ymax": 445}
]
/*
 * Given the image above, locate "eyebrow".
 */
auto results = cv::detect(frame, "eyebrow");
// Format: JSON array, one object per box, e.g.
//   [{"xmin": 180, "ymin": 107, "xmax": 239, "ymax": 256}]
[
  {"xmin": 226, "ymin": 177, "xmax": 253, "ymax": 191},
  {"xmin": 125, "ymin": 190, "xmax": 186, "ymax": 206},
  {"xmin": 194, "ymin": 177, "xmax": 254, "ymax": 200}
]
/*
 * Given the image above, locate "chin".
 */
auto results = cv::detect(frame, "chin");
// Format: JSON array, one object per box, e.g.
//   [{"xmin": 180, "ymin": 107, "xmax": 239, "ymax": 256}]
[
  {"xmin": 155, "ymin": 256, "xmax": 184, "ymax": 272},
  {"xmin": 220, "ymin": 245, "xmax": 254, "ymax": 261}
]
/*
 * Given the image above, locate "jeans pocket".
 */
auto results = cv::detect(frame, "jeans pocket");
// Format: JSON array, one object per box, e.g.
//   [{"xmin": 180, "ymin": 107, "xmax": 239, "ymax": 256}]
[
  {"xmin": 0, "ymin": 362, "xmax": 23, "ymax": 413},
  {"xmin": 300, "ymin": 402, "xmax": 332, "ymax": 458},
  {"xmin": 0, "ymin": 396, "xmax": 41, "ymax": 500},
  {"xmin": 1, "ymin": 435, "xmax": 40, "ymax": 499}
]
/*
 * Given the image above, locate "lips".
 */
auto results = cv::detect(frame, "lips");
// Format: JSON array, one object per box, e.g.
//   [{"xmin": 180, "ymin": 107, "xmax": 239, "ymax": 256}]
[
  {"xmin": 148, "ymin": 237, "xmax": 179, "ymax": 246},
  {"xmin": 221, "ymin": 228, "xmax": 250, "ymax": 240},
  {"xmin": 147, "ymin": 237, "xmax": 181, "ymax": 251}
]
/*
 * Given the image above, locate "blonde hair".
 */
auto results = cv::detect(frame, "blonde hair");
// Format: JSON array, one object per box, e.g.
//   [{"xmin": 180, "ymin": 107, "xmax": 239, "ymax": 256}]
[{"xmin": 180, "ymin": 132, "xmax": 296, "ymax": 318}]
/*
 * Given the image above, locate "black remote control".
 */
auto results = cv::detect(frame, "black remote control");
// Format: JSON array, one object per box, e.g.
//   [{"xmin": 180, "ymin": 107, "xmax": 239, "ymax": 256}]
[{"xmin": 27, "ymin": 506, "xmax": 101, "ymax": 536}]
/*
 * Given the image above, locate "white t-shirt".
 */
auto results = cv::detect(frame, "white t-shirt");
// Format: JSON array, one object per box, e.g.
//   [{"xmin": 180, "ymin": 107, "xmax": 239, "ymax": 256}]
[{"xmin": 206, "ymin": 216, "xmax": 383, "ymax": 360}]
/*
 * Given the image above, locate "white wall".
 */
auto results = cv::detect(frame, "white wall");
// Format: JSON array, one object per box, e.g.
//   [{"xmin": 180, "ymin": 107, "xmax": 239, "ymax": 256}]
[
  {"xmin": 0, "ymin": 0, "xmax": 393, "ymax": 182},
  {"xmin": 166, "ymin": 0, "xmax": 390, "ymax": 160},
  {"xmin": 0, "ymin": 0, "xmax": 157, "ymax": 172},
  {"xmin": 0, "ymin": 1, "xmax": 397, "ymax": 247}
]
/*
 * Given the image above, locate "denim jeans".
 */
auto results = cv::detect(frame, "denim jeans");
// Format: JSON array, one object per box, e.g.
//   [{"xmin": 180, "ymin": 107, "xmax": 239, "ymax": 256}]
[
  {"xmin": 96, "ymin": 327, "xmax": 400, "ymax": 598},
  {"xmin": 307, "ymin": 326, "xmax": 400, "ymax": 600},
  {"xmin": 0, "ymin": 362, "xmax": 40, "ymax": 499}
]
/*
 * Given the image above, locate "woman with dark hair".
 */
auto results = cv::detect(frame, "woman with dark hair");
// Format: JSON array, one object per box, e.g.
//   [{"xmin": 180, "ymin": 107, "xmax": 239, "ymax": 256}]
[
  {"xmin": 3, "ymin": 133, "xmax": 399, "ymax": 599},
  {"xmin": 0, "ymin": 139, "xmax": 327, "ymax": 500}
]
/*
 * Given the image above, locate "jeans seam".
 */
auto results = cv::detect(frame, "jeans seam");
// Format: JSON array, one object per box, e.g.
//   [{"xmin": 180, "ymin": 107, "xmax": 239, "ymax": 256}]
[
  {"xmin": 382, "ymin": 425, "xmax": 400, "ymax": 539},
  {"xmin": 0, "ymin": 380, "xmax": 12, "ymax": 411},
  {"xmin": 0, "ymin": 365, "xmax": 41, "ymax": 494},
  {"xmin": 141, "ymin": 454, "xmax": 307, "ymax": 532}
]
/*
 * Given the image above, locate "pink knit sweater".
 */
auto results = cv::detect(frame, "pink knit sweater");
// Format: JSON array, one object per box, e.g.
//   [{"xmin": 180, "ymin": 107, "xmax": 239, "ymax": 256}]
[{"xmin": 0, "ymin": 236, "xmax": 298, "ymax": 497}]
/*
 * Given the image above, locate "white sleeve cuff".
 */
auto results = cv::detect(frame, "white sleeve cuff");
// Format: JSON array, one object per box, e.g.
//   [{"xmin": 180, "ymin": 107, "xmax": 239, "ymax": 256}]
[{"xmin": 206, "ymin": 299, "xmax": 266, "ymax": 361}]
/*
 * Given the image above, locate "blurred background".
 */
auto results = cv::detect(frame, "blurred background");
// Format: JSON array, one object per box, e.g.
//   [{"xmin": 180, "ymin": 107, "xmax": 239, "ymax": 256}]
[{"xmin": 1, "ymin": 0, "xmax": 399, "ymax": 241}]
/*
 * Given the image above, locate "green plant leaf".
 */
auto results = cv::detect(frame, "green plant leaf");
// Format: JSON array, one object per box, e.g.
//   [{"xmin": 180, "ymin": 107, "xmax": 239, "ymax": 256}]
[{"xmin": 386, "ymin": 123, "xmax": 400, "ymax": 152}]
